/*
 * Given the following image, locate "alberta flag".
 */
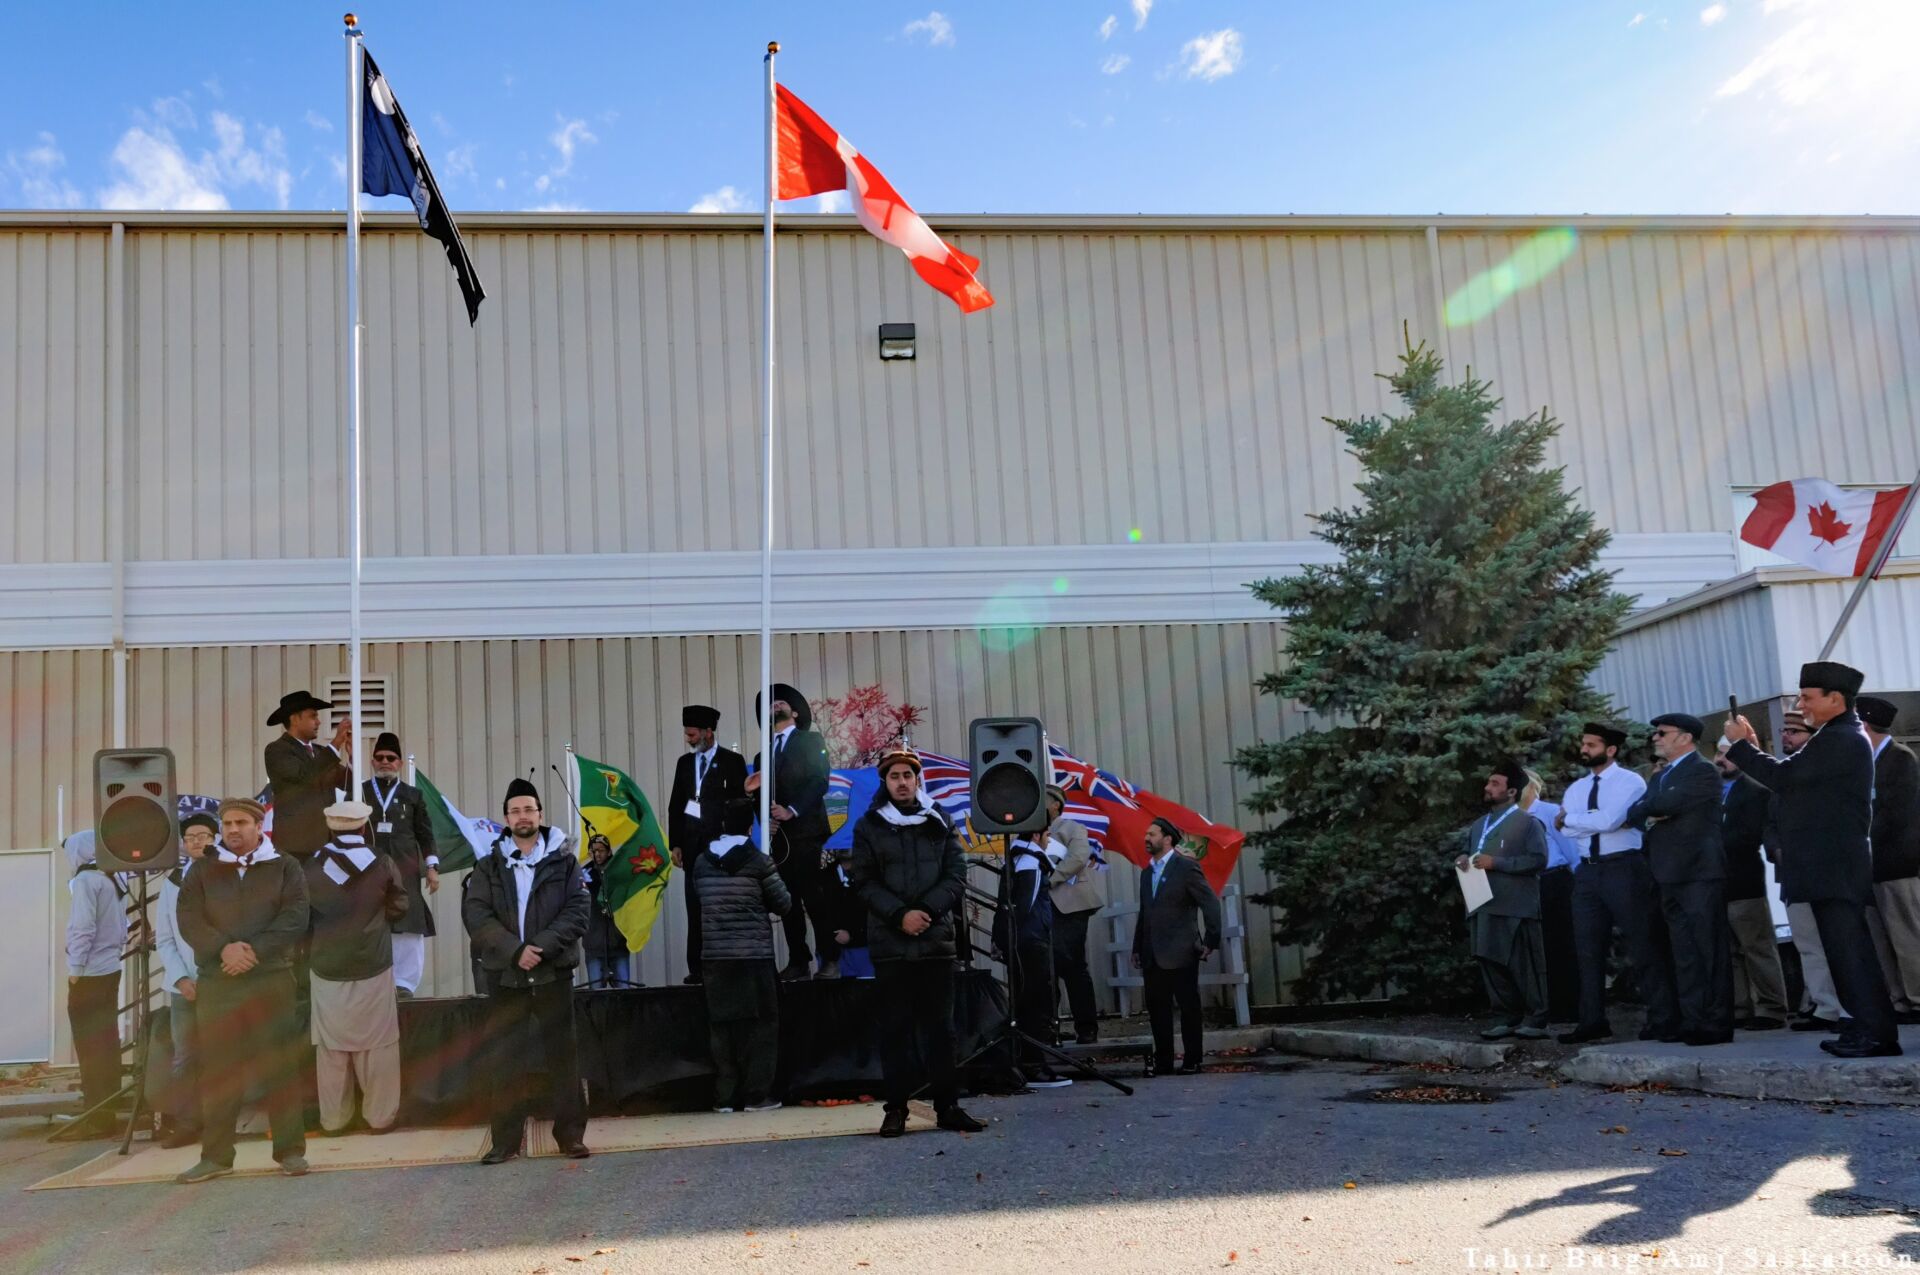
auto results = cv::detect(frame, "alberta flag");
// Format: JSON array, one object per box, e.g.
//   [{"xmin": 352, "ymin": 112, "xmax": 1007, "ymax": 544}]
[
  {"xmin": 573, "ymin": 753, "xmax": 672, "ymax": 954},
  {"xmin": 415, "ymin": 771, "xmax": 502, "ymax": 872}
]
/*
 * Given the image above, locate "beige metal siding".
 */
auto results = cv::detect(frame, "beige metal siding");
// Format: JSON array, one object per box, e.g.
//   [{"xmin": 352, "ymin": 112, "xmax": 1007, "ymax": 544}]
[
  {"xmin": 1591, "ymin": 585, "xmax": 1782, "ymax": 721},
  {"xmin": 0, "ymin": 623, "xmax": 1309, "ymax": 1002},
  {"xmin": 11, "ymin": 218, "xmax": 1920, "ymax": 565}
]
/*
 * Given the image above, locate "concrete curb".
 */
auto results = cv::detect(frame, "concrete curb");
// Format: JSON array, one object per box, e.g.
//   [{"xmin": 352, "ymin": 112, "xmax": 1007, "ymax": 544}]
[
  {"xmin": 1268, "ymin": 1027, "xmax": 1512, "ymax": 1070},
  {"xmin": 1558, "ymin": 1047, "xmax": 1920, "ymax": 1105},
  {"xmin": 1056, "ymin": 1026, "xmax": 1276, "ymax": 1063}
]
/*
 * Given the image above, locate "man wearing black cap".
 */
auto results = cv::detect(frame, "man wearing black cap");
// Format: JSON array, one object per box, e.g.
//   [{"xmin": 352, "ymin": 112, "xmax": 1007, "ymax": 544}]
[
  {"xmin": 363, "ymin": 732, "xmax": 438, "ymax": 997},
  {"xmin": 752, "ymin": 684, "xmax": 836, "ymax": 980},
  {"xmin": 668, "ymin": 705, "xmax": 747, "ymax": 983},
  {"xmin": 263, "ymin": 690, "xmax": 351, "ymax": 859},
  {"xmin": 1556, "ymin": 722, "xmax": 1675, "ymax": 1045},
  {"xmin": 462, "ymin": 777, "xmax": 592, "ymax": 1162},
  {"xmin": 1455, "ymin": 761, "xmax": 1550, "ymax": 1041},
  {"xmin": 1857, "ymin": 696, "xmax": 1920, "ymax": 1023},
  {"xmin": 153, "ymin": 810, "xmax": 218, "ymax": 1147},
  {"xmin": 1629, "ymin": 713, "xmax": 1734, "ymax": 1046},
  {"xmin": 1728, "ymin": 662, "xmax": 1901, "ymax": 1057}
]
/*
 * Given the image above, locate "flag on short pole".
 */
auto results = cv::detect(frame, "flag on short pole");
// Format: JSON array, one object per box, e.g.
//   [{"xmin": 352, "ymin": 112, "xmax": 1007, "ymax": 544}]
[
  {"xmin": 773, "ymin": 84, "xmax": 993, "ymax": 313},
  {"xmin": 572, "ymin": 753, "xmax": 673, "ymax": 953},
  {"xmin": 361, "ymin": 49, "xmax": 486, "ymax": 323},
  {"xmin": 1739, "ymin": 477, "xmax": 1911, "ymax": 577},
  {"xmin": 414, "ymin": 770, "xmax": 503, "ymax": 872}
]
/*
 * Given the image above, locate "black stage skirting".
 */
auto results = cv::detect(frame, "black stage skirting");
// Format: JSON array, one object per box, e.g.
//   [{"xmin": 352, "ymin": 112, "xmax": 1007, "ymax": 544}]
[{"xmin": 396, "ymin": 969, "xmax": 1008, "ymax": 1126}]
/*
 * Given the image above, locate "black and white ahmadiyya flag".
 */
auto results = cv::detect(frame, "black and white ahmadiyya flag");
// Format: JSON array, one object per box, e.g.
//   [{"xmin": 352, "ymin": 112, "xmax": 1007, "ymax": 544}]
[{"xmin": 362, "ymin": 50, "xmax": 485, "ymax": 324}]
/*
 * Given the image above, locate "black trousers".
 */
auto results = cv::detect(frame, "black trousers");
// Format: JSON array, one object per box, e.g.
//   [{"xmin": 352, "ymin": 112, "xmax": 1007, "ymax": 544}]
[
  {"xmin": 483, "ymin": 975, "xmax": 587, "ymax": 1151},
  {"xmin": 708, "ymin": 1015, "xmax": 779, "ymax": 1109},
  {"xmin": 66, "ymin": 972, "xmax": 123, "ymax": 1114},
  {"xmin": 1144, "ymin": 959, "xmax": 1203, "ymax": 1070},
  {"xmin": 1572, "ymin": 852, "xmax": 1679, "ymax": 1034},
  {"xmin": 1015, "ymin": 940, "xmax": 1056, "ymax": 1066},
  {"xmin": 1052, "ymin": 909, "xmax": 1099, "ymax": 1034},
  {"xmin": 683, "ymin": 867, "xmax": 703, "ymax": 974},
  {"xmin": 1810, "ymin": 897, "xmax": 1898, "ymax": 1046},
  {"xmin": 198, "ymin": 968, "xmax": 306, "ymax": 1168},
  {"xmin": 874, "ymin": 960, "xmax": 959, "ymax": 1115},
  {"xmin": 1658, "ymin": 878, "xmax": 1734, "ymax": 1036},
  {"xmin": 775, "ymin": 834, "xmax": 838, "ymax": 967},
  {"xmin": 1539, "ymin": 867, "xmax": 1581, "ymax": 1023}
]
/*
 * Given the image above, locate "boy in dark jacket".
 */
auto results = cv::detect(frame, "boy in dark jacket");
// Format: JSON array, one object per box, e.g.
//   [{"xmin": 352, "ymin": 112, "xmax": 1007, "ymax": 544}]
[
  {"xmin": 848, "ymin": 745, "xmax": 987, "ymax": 1138},
  {"xmin": 461, "ymin": 778, "xmax": 592, "ymax": 1163},
  {"xmin": 692, "ymin": 802, "xmax": 792, "ymax": 1112}
]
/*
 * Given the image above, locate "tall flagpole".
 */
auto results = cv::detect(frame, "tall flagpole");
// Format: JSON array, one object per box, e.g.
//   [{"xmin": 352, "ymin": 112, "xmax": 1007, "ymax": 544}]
[
  {"xmin": 758, "ymin": 41, "xmax": 778, "ymax": 848},
  {"xmin": 1816, "ymin": 472, "xmax": 1920, "ymax": 660},
  {"xmin": 345, "ymin": 15, "xmax": 367, "ymax": 790}
]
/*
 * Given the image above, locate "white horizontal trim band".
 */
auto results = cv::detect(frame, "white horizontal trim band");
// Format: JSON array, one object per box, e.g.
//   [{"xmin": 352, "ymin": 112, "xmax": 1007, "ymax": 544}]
[{"xmin": 0, "ymin": 534, "xmax": 1739, "ymax": 651}]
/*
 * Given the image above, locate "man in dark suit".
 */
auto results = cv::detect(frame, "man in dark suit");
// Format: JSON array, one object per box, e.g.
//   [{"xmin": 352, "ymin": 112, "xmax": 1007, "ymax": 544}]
[
  {"xmin": 1131, "ymin": 817, "xmax": 1222, "ymax": 1076},
  {"xmin": 1456, "ymin": 760, "xmax": 1550, "ymax": 1041},
  {"xmin": 1728, "ymin": 661, "xmax": 1901, "ymax": 1057},
  {"xmin": 1628, "ymin": 713, "xmax": 1734, "ymax": 1045},
  {"xmin": 1717, "ymin": 745, "xmax": 1788, "ymax": 1030},
  {"xmin": 263, "ymin": 690, "xmax": 351, "ymax": 860},
  {"xmin": 1857, "ymin": 696, "xmax": 1920, "ymax": 1022},
  {"xmin": 752, "ymin": 683, "xmax": 835, "ymax": 980},
  {"xmin": 667, "ymin": 705, "xmax": 748, "ymax": 984},
  {"xmin": 363, "ymin": 731, "xmax": 438, "ymax": 996}
]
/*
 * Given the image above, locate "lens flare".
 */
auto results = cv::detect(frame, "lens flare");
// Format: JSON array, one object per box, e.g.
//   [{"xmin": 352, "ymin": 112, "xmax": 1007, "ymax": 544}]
[
  {"xmin": 975, "ymin": 586, "xmax": 1046, "ymax": 652},
  {"xmin": 1127, "ymin": 527, "xmax": 1144, "ymax": 543},
  {"xmin": 1444, "ymin": 227, "xmax": 1578, "ymax": 327},
  {"xmin": 1051, "ymin": 576, "xmax": 1071, "ymax": 594}
]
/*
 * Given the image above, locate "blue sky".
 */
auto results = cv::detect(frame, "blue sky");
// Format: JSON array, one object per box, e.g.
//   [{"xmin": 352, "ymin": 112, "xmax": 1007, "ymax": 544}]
[{"xmin": 3, "ymin": 1, "xmax": 1914, "ymax": 216}]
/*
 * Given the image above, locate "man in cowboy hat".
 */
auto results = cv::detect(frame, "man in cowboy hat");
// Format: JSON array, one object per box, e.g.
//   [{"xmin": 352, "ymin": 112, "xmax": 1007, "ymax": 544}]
[
  {"xmin": 172, "ymin": 796, "xmax": 311, "ymax": 1184},
  {"xmin": 362, "ymin": 732, "xmax": 438, "ymax": 997},
  {"xmin": 306, "ymin": 801, "xmax": 408, "ymax": 1135},
  {"xmin": 1728, "ymin": 661, "xmax": 1901, "ymax": 1057},
  {"xmin": 751, "ymin": 684, "xmax": 836, "ymax": 980},
  {"xmin": 263, "ymin": 690, "xmax": 352, "ymax": 860},
  {"xmin": 668, "ymin": 704, "xmax": 748, "ymax": 983}
]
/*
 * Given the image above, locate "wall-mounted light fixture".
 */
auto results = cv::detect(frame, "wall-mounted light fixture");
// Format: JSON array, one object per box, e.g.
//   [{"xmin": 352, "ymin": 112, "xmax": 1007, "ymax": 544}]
[{"xmin": 878, "ymin": 322, "xmax": 916, "ymax": 361}]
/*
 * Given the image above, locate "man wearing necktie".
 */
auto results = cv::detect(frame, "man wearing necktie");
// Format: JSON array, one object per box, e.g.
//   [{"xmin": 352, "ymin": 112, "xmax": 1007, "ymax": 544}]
[
  {"xmin": 751, "ymin": 684, "xmax": 835, "ymax": 981},
  {"xmin": 1456, "ymin": 760, "xmax": 1550, "ymax": 1040},
  {"xmin": 262, "ymin": 690, "xmax": 351, "ymax": 860},
  {"xmin": 1628, "ymin": 712, "xmax": 1734, "ymax": 1046},
  {"xmin": 668, "ymin": 705, "xmax": 748, "ymax": 984},
  {"xmin": 1131, "ymin": 818, "xmax": 1222, "ymax": 1075}
]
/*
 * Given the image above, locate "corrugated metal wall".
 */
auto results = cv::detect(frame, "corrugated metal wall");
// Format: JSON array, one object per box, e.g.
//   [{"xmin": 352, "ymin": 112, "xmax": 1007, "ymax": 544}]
[
  {"xmin": 1590, "ymin": 585, "xmax": 1782, "ymax": 720},
  {"xmin": 1, "ymin": 621, "xmax": 1308, "ymax": 1003},
  {"xmin": 10, "ymin": 219, "xmax": 1920, "ymax": 566}
]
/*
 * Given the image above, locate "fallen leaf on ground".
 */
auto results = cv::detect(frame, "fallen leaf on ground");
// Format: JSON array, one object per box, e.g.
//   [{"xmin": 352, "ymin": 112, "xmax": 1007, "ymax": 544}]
[
  {"xmin": 1658, "ymin": 1148, "xmax": 1688, "ymax": 1157},
  {"xmin": 1343, "ymin": 1182, "xmax": 1357, "ymax": 1189}
]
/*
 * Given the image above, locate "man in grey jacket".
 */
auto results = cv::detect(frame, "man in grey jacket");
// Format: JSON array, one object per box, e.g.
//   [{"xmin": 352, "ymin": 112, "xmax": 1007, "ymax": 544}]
[
  {"xmin": 153, "ymin": 811, "xmax": 218, "ymax": 1147},
  {"xmin": 1131, "ymin": 817, "xmax": 1223, "ymax": 1075},
  {"xmin": 1455, "ymin": 760, "xmax": 1550, "ymax": 1041},
  {"xmin": 1042, "ymin": 786, "xmax": 1105, "ymax": 1044}
]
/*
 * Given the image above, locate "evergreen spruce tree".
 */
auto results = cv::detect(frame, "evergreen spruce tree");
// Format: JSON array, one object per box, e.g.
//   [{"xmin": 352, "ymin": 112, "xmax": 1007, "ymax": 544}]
[{"xmin": 1235, "ymin": 339, "xmax": 1636, "ymax": 1005}]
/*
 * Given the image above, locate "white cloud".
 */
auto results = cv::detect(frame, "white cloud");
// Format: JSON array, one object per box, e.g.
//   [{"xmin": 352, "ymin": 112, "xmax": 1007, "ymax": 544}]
[
  {"xmin": 1628, "ymin": 12, "xmax": 1646, "ymax": 26},
  {"xmin": 1099, "ymin": 14, "xmax": 1117, "ymax": 39},
  {"xmin": 1700, "ymin": 3, "xmax": 1729, "ymax": 25},
  {"xmin": 5, "ymin": 132, "xmax": 83, "ymax": 208},
  {"xmin": 689, "ymin": 184, "xmax": 749, "ymax": 213},
  {"xmin": 1179, "ymin": 29, "xmax": 1243, "ymax": 81},
  {"xmin": 814, "ymin": 190, "xmax": 850, "ymax": 214},
  {"xmin": 443, "ymin": 142, "xmax": 478, "ymax": 183},
  {"xmin": 304, "ymin": 108, "xmax": 333, "ymax": 132},
  {"xmin": 98, "ymin": 102, "xmax": 292, "ymax": 211},
  {"xmin": 1131, "ymin": 0, "xmax": 1152, "ymax": 30},
  {"xmin": 1102, "ymin": 53, "xmax": 1131, "ymax": 75},
  {"xmin": 531, "ymin": 200, "xmax": 585, "ymax": 212},
  {"xmin": 903, "ymin": 11, "xmax": 955, "ymax": 46},
  {"xmin": 548, "ymin": 116, "xmax": 596, "ymax": 178}
]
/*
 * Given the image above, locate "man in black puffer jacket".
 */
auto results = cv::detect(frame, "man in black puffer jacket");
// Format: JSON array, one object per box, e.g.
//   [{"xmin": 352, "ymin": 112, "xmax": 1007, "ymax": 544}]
[
  {"xmin": 693, "ymin": 804, "xmax": 792, "ymax": 1112},
  {"xmin": 849, "ymin": 745, "xmax": 987, "ymax": 1138}
]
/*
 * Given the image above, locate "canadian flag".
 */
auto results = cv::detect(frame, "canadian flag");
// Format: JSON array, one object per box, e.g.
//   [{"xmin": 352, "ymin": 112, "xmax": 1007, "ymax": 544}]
[
  {"xmin": 774, "ymin": 85, "xmax": 993, "ymax": 314},
  {"xmin": 1739, "ymin": 477, "xmax": 1911, "ymax": 576}
]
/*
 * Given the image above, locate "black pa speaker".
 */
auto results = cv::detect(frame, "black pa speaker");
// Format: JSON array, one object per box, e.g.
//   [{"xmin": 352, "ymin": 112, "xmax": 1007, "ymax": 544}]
[
  {"xmin": 968, "ymin": 717, "xmax": 1049, "ymax": 835},
  {"xmin": 94, "ymin": 747, "xmax": 181, "ymax": 872}
]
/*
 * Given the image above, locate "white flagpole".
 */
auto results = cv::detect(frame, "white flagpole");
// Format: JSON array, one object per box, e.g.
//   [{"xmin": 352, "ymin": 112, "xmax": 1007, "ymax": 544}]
[
  {"xmin": 1816, "ymin": 472, "xmax": 1920, "ymax": 660},
  {"xmin": 758, "ymin": 41, "xmax": 779, "ymax": 847},
  {"xmin": 345, "ymin": 15, "xmax": 367, "ymax": 791}
]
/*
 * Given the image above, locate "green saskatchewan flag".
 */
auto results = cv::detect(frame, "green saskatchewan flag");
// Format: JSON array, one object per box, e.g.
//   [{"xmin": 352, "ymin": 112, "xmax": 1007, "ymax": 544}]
[
  {"xmin": 573, "ymin": 752, "xmax": 672, "ymax": 953},
  {"xmin": 415, "ymin": 770, "xmax": 504, "ymax": 873}
]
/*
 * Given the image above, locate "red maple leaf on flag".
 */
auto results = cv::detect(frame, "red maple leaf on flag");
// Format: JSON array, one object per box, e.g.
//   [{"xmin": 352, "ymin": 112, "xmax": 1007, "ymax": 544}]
[{"xmin": 1807, "ymin": 501, "xmax": 1852, "ymax": 545}]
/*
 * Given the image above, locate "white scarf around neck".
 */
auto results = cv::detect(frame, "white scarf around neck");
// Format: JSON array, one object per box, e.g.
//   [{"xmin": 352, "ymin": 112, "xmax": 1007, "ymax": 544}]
[
  {"xmin": 876, "ymin": 790, "xmax": 939, "ymax": 827},
  {"xmin": 215, "ymin": 837, "xmax": 280, "ymax": 876},
  {"xmin": 709, "ymin": 833, "xmax": 750, "ymax": 859}
]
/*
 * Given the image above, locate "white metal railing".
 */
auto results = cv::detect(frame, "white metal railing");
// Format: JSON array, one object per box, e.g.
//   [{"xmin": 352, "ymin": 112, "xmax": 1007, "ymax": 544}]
[{"xmin": 1102, "ymin": 882, "xmax": 1250, "ymax": 1027}]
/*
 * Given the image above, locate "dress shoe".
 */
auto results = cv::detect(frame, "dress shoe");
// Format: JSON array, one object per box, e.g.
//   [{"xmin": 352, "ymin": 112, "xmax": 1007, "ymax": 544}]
[
  {"xmin": 174, "ymin": 1159, "xmax": 233, "ymax": 1186},
  {"xmin": 481, "ymin": 1144, "xmax": 521, "ymax": 1165},
  {"xmin": 160, "ymin": 1126, "xmax": 201, "ymax": 1150},
  {"xmin": 276, "ymin": 1155, "xmax": 310, "ymax": 1177},
  {"xmin": 1638, "ymin": 1027, "xmax": 1683, "ymax": 1042},
  {"xmin": 560, "ymin": 1142, "xmax": 591, "ymax": 1160},
  {"xmin": 878, "ymin": 1109, "xmax": 909, "ymax": 1138},
  {"xmin": 1023, "ymin": 1068, "xmax": 1073, "ymax": 1089},
  {"xmin": 1075, "ymin": 1029, "xmax": 1099, "ymax": 1045},
  {"xmin": 1791, "ymin": 1016, "xmax": 1839, "ymax": 1032},
  {"xmin": 1513, "ymin": 1026, "xmax": 1549, "ymax": 1040},
  {"xmin": 743, "ymin": 1099, "xmax": 783, "ymax": 1113},
  {"xmin": 779, "ymin": 963, "xmax": 810, "ymax": 982},
  {"xmin": 1176, "ymin": 1062, "xmax": 1204, "ymax": 1075},
  {"xmin": 682, "ymin": 973, "xmax": 702, "ymax": 986},
  {"xmin": 814, "ymin": 959, "xmax": 841, "ymax": 980},
  {"xmin": 1740, "ymin": 1016, "xmax": 1784, "ymax": 1031},
  {"xmin": 1557, "ymin": 1026, "xmax": 1611, "ymax": 1044},
  {"xmin": 1479, "ymin": 1024, "xmax": 1515, "ymax": 1040},
  {"xmin": 1682, "ymin": 1031, "xmax": 1734, "ymax": 1047},
  {"xmin": 936, "ymin": 1106, "xmax": 987, "ymax": 1133},
  {"xmin": 1822, "ymin": 1038, "xmax": 1903, "ymax": 1058}
]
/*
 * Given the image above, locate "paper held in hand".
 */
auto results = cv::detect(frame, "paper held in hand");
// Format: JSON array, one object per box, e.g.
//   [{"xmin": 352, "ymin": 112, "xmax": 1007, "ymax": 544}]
[{"xmin": 1456, "ymin": 862, "xmax": 1493, "ymax": 914}]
